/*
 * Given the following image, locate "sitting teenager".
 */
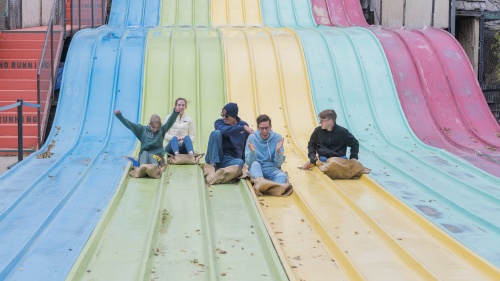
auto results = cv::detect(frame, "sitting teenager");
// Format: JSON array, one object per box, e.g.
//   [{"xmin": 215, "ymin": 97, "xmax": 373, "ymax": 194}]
[
  {"xmin": 164, "ymin": 98, "xmax": 199, "ymax": 164},
  {"xmin": 203, "ymin": 102, "xmax": 253, "ymax": 184},
  {"xmin": 115, "ymin": 108, "xmax": 179, "ymax": 178},
  {"xmin": 301, "ymin": 109, "xmax": 359, "ymax": 169},
  {"xmin": 245, "ymin": 114, "xmax": 292, "ymax": 196}
]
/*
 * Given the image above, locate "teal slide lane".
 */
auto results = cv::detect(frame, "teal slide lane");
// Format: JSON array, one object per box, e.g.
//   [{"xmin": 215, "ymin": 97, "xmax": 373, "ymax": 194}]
[
  {"xmin": 260, "ymin": 0, "xmax": 317, "ymax": 28},
  {"xmin": 295, "ymin": 26, "xmax": 500, "ymax": 266}
]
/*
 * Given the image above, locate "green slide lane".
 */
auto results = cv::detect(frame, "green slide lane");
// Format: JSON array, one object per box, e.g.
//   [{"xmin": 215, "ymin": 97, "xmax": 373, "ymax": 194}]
[{"xmin": 160, "ymin": 0, "xmax": 210, "ymax": 27}]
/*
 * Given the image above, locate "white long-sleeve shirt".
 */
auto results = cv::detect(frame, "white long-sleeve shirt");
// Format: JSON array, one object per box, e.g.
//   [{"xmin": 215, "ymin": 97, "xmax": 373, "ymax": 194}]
[{"xmin": 163, "ymin": 113, "xmax": 196, "ymax": 143}]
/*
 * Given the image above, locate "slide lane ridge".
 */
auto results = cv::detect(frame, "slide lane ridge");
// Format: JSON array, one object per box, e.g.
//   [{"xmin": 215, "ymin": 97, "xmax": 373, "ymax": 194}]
[
  {"xmin": 108, "ymin": 0, "xmax": 160, "ymax": 28},
  {"xmin": 0, "ymin": 27, "xmax": 145, "ymax": 280},
  {"xmin": 210, "ymin": 0, "xmax": 263, "ymax": 27},
  {"xmin": 160, "ymin": 0, "xmax": 210, "ymax": 28},
  {"xmin": 222, "ymin": 26, "xmax": 499, "ymax": 280},
  {"xmin": 260, "ymin": 0, "xmax": 317, "ymax": 28},
  {"xmin": 296, "ymin": 26, "xmax": 500, "ymax": 270},
  {"xmin": 67, "ymin": 27, "xmax": 288, "ymax": 281}
]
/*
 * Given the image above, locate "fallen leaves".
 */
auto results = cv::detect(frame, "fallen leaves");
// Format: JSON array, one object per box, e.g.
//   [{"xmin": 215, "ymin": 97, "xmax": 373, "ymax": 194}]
[{"xmin": 216, "ymin": 248, "xmax": 227, "ymax": 254}]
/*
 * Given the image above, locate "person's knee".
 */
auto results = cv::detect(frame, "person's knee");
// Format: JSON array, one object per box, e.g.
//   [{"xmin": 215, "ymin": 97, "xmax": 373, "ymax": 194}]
[
  {"xmin": 184, "ymin": 135, "xmax": 192, "ymax": 141},
  {"xmin": 250, "ymin": 161, "xmax": 262, "ymax": 171},
  {"xmin": 209, "ymin": 130, "xmax": 222, "ymax": 140},
  {"xmin": 235, "ymin": 159, "xmax": 244, "ymax": 169},
  {"xmin": 274, "ymin": 172, "xmax": 288, "ymax": 184}
]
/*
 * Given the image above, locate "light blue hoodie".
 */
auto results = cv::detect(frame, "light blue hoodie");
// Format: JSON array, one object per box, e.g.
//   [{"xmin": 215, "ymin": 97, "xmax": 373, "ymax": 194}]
[{"xmin": 245, "ymin": 130, "xmax": 285, "ymax": 169}]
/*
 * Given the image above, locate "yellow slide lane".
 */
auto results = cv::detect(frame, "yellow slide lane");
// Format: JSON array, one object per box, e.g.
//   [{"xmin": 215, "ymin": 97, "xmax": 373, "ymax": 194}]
[
  {"xmin": 221, "ymin": 27, "xmax": 497, "ymax": 281},
  {"xmin": 211, "ymin": 0, "xmax": 263, "ymax": 27}
]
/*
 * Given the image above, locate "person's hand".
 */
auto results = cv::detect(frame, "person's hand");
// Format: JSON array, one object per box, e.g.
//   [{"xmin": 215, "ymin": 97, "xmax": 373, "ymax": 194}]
[
  {"xmin": 174, "ymin": 106, "xmax": 181, "ymax": 113},
  {"xmin": 114, "ymin": 110, "xmax": 121, "ymax": 115},
  {"xmin": 247, "ymin": 139, "xmax": 255, "ymax": 151},
  {"xmin": 178, "ymin": 137, "xmax": 184, "ymax": 142},
  {"xmin": 276, "ymin": 137, "xmax": 284, "ymax": 153},
  {"xmin": 244, "ymin": 125, "xmax": 254, "ymax": 135},
  {"xmin": 300, "ymin": 162, "xmax": 315, "ymax": 170}
]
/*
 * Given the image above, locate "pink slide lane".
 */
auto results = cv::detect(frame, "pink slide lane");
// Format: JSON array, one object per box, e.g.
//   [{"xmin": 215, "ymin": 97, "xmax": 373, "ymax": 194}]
[
  {"xmin": 371, "ymin": 27, "xmax": 500, "ymax": 177},
  {"xmin": 311, "ymin": 0, "xmax": 500, "ymax": 177}
]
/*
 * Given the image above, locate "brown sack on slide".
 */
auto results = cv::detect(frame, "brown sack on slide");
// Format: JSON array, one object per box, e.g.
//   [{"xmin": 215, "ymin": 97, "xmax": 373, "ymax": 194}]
[
  {"xmin": 252, "ymin": 177, "xmax": 293, "ymax": 196},
  {"xmin": 203, "ymin": 164, "xmax": 243, "ymax": 185},
  {"xmin": 167, "ymin": 153, "xmax": 205, "ymax": 165},
  {"xmin": 318, "ymin": 157, "xmax": 371, "ymax": 179},
  {"xmin": 128, "ymin": 164, "xmax": 166, "ymax": 179}
]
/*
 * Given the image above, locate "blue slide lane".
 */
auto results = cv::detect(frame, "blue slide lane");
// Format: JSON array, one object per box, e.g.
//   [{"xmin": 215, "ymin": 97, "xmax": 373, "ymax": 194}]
[
  {"xmin": 108, "ymin": 0, "xmax": 160, "ymax": 28},
  {"xmin": 0, "ymin": 27, "xmax": 146, "ymax": 280},
  {"xmin": 295, "ymin": 26, "xmax": 500, "ymax": 267},
  {"xmin": 0, "ymin": 0, "xmax": 156, "ymax": 279}
]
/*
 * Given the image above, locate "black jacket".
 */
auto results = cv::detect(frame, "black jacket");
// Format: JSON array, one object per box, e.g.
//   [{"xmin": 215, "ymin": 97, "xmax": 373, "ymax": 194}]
[{"xmin": 307, "ymin": 124, "xmax": 359, "ymax": 163}]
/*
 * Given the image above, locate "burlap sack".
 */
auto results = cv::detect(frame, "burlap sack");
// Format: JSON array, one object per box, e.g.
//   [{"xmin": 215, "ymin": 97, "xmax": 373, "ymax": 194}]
[
  {"xmin": 202, "ymin": 164, "xmax": 243, "ymax": 185},
  {"xmin": 252, "ymin": 177, "xmax": 293, "ymax": 196},
  {"xmin": 167, "ymin": 153, "xmax": 204, "ymax": 165},
  {"xmin": 128, "ymin": 164, "xmax": 166, "ymax": 179},
  {"xmin": 318, "ymin": 157, "xmax": 371, "ymax": 179}
]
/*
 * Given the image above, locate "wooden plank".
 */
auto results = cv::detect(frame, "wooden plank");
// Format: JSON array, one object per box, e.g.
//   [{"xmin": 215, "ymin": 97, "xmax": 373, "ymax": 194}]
[
  {"xmin": 434, "ymin": 0, "xmax": 451, "ymax": 28},
  {"xmin": 382, "ymin": 0, "xmax": 404, "ymax": 27},
  {"xmin": 22, "ymin": 0, "xmax": 41, "ymax": 28},
  {"xmin": 457, "ymin": 18, "xmax": 480, "ymax": 75},
  {"xmin": 406, "ymin": 0, "xmax": 433, "ymax": 27}
]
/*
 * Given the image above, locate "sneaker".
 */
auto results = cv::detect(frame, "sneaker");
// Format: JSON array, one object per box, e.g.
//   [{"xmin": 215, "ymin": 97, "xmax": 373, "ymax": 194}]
[
  {"xmin": 122, "ymin": 156, "xmax": 139, "ymax": 168},
  {"xmin": 188, "ymin": 151, "xmax": 194, "ymax": 156}
]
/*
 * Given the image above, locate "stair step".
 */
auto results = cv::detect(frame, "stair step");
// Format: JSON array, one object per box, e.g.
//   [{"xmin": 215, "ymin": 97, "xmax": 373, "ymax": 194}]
[
  {"xmin": 0, "ymin": 79, "xmax": 38, "ymax": 90},
  {"xmin": 0, "ymin": 59, "xmax": 40, "ymax": 70},
  {"xmin": 0, "ymin": 122, "xmax": 39, "ymax": 135},
  {"xmin": 0, "ymin": 69, "xmax": 38, "ymax": 79},
  {"xmin": 0, "ymin": 49, "xmax": 42, "ymax": 59},
  {"xmin": 0, "ymin": 40, "xmax": 45, "ymax": 49},
  {"xmin": 0, "ymin": 90, "xmax": 45, "ymax": 100},
  {"xmin": 0, "ymin": 32, "xmax": 47, "ymax": 40},
  {"xmin": 0, "ymin": 135, "xmax": 39, "ymax": 149}
]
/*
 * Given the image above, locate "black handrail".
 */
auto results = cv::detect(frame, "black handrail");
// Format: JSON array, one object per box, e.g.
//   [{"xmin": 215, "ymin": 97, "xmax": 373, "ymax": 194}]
[{"xmin": 0, "ymin": 100, "xmax": 40, "ymax": 168}]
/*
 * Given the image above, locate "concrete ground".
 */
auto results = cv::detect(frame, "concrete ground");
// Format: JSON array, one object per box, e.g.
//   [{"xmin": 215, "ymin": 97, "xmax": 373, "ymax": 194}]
[{"xmin": 0, "ymin": 157, "xmax": 19, "ymax": 175}]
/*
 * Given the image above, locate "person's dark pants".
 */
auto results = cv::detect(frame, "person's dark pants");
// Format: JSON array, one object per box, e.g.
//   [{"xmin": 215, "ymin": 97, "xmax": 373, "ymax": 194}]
[{"xmin": 205, "ymin": 130, "xmax": 244, "ymax": 169}]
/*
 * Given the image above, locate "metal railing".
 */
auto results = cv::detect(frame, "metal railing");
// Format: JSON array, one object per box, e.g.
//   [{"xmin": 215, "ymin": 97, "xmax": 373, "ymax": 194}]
[
  {"xmin": 0, "ymin": 100, "xmax": 40, "ymax": 167},
  {"xmin": 68, "ymin": 0, "xmax": 109, "ymax": 37},
  {"xmin": 36, "ymin": 0, "xmax": 66, "ymax": 148},
  {"xmin": 36, "ymin": 0, "xmax": 109, "ymax": 148}
]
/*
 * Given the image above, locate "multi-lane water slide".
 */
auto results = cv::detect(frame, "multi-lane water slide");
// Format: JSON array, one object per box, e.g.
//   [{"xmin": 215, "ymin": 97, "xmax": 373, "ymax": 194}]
[{"xmin": 0, "ymin": 0, "xmax": 499, "ymax": 280}]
